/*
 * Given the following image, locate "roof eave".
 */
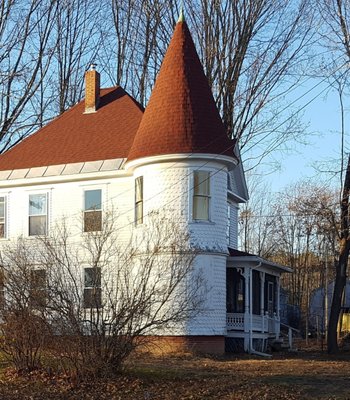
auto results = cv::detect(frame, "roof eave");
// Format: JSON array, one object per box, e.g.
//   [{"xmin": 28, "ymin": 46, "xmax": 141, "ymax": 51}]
[{"xmin": 228, "ymin": 255, "xmax": 292, "ymax": 273}]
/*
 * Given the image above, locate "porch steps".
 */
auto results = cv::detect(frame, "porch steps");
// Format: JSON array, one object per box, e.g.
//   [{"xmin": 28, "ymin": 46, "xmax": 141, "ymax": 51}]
[{"xmin": 269, "ymin": 336, "xmax": 298, "ymax": 352}]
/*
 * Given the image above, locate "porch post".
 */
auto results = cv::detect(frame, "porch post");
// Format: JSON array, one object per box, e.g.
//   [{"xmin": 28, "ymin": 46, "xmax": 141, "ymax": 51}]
[
  {"xmin": 243, "ymin": 267, "xmax": 250, "ymax": 352},
  {"xmin": 276, "ymin": 276, "xmax": 281, "ymax": 338},
  {"xmin": 260, "ymin": 272, "xmax": 265, "ymax": 333},
  {"xmin": 276, "ymin": 276, "xmax": 280, "ymax": 319}
]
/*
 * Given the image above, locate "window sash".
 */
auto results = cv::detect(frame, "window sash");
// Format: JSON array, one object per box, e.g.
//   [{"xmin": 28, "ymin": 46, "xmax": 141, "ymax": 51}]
[
  {"xmin": 84, "ymin": 288, "xmax": 102, "ymax": 308},
  {"xmin": 29, "ymin": 215, "xmax": 47, "ymax": 236},
  {"xmin": 29, "ymin": 194, "xmax": 47, "ymax": 216},
  {"xmin": 193, "ymin": 171, "xmax": 210, "ymax": 196},
  {"xmin": 193, "ymin": 196, "xmax": 209, "ymax": 220},
  {"xmin": 84, "ymin": 189, "xmax": 102, "ymax": 211},
  {"xmin": 84, "ymin": 210, "xmax": 102, "ymax": 232}
]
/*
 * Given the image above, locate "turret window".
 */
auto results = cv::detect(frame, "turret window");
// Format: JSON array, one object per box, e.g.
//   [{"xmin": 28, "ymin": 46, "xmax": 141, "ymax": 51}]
[
  {"xmin": 193, "ymin": 171, "xmax": 210, "ymax": 221},
  {"xmin": 135, "ymin": 176, "xmax": 143, "ymax": 225}
]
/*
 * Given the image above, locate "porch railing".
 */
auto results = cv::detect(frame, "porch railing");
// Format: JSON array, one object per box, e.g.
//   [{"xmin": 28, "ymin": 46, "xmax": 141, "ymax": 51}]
[
  {"xmin": 227, "ymin": 312, "xmax": 280, "ymax": 335},
  {"xmin": 227, "ymin": 313, "xmax": 244, "ymax": 329}
]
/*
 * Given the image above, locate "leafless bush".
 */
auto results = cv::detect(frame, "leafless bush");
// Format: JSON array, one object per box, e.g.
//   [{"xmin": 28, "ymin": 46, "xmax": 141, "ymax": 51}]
[
  {"xmin": 0, "ymin": 241, "xmax": 51, "ymax": 372},
  {"xmin": 0, "ymin": 211, "xmax": 204, "ymax": 378}
]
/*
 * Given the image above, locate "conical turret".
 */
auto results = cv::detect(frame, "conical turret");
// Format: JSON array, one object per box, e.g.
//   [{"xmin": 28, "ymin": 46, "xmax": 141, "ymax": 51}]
[{"xmin": 128, "ymin": 19, "xmax": 235, "ymax": 162}]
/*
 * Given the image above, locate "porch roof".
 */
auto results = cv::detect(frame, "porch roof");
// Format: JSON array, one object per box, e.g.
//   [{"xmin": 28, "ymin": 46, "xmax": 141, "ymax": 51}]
[{"xmin": 228, "ymin": 248, "xmax": 292, "ymax": 273}]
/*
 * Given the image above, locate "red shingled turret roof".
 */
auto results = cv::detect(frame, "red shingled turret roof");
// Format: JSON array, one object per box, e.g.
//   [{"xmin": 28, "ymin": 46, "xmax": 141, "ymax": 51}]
[
  {"xmin": 0, "ymin": 87, "xmax": 143, "ymax": 171},
  {"xmin": 127, "ymin": 19, "xmax": 235, "ymax": 162}
]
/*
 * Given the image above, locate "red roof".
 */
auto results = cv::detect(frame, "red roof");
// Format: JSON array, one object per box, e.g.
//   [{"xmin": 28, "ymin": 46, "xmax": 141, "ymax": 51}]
[
  {"xmin": 0, "ymin": 87, "xmax": 143, "ymax": 170},
  {"xmin": 127, "ymin": 20, "xmax": 235, "ymax": 162}
]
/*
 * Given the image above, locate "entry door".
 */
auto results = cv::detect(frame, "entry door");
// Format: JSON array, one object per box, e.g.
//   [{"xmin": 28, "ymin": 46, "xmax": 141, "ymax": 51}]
[{"xmin": 267, "ymin": 281, "xmax": 274, "ymax": 316}]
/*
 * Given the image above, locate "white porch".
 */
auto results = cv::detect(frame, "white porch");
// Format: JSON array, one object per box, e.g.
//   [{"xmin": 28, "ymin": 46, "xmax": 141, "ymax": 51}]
[{"xmin": 226, "ymin": 249, "xmax": 292, "ymax": 353}]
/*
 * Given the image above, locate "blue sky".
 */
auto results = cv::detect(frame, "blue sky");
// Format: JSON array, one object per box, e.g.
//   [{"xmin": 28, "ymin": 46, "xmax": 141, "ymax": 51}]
[{"xmin": 255, "ymin": 79, "xmax": 348, "ymax": 193}]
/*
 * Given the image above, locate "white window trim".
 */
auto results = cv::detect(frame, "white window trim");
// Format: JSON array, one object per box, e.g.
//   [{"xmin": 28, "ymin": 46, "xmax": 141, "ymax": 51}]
[
  {"xmin": 28, "ymin": 192, "xmax": 49, "ymax": 237},
  {"xmin": 0, "ymin": 194, "xmax": 7, "ymax": 240},
  {"xmin": 83, "ymin": 266, "xmax": 102, "ymax": 309},
  {"xmin": 83, "ymin": 188, "xmax": 103, "ymax": 233},
  {"xmin": 189, "ymin": 169, "xmax": 212, "ymax": 223},
  {"xmin": 135, "ymin": 176, "xmax": 143, "ymax": 226}
]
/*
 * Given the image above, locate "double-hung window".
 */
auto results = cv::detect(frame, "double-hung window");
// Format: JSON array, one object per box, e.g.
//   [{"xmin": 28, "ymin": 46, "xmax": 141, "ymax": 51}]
[
  {"xmin": 0, "ymin": 197, "xmax": 6, "ymax": 238},
  {"xmin": 193, "ymin": 171, "xmax": 210, "ymax": 221},
  {"xmin": 84, "ymin": 267, "xmax": 102, "ymax": 308},
  {"xmin": 135, "ymin": 176, "xmax": 143, "ymax": 225},
  {"xmin": 29, "ymin": 194, "xmax": 48, "ymax": 236},
  {"xmin": 30, "ymin": 269, "xmax": 46, "ymax": 308},
  {"xmin": 84, "ymin": 189, "xmax": 102, "ymax": 232}
]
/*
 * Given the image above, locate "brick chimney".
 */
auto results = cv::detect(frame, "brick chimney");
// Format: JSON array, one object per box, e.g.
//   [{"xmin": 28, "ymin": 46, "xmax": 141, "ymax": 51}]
[{"xmin": 84, "ymin": 64, "xmax": 100, "ymax": 113}]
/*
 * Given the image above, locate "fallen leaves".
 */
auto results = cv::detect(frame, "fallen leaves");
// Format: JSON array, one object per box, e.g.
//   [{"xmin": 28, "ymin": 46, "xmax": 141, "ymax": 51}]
[{"xmin": 0, "ymin": 351, "xmax": 349, "ymax": 399}]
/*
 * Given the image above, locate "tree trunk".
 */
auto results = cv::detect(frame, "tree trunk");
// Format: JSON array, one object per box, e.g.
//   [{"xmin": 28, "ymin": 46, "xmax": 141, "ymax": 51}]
[
  {"xmin": 327, "ymin": 155, "xmax": 350, "ymax": 353},
  {"xmin": 327, "ymin": 242, "xmax": 348, "ymax": 352}
]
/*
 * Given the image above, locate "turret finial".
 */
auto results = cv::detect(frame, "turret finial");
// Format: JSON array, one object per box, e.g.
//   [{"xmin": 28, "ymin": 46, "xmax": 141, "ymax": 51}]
[{"xmin": 178, "ymin": 1, "xmax": 185, "ymax": 22}]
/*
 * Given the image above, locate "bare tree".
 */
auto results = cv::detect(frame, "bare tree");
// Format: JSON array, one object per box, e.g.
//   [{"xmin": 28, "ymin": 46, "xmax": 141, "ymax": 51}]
[
  {"xmin": 0, "ymin": 0, "xmax": 59, "ymax": 152},
  {"xmin": 239, "ymin": 176, "xmax": 277, "ymax": 258},
  {"xmin": 0, "ymin": 211, "xmax": 204, "ymax": 377},
  {"xmin": 328, "ymin": 155, "xmax": 350, "ymax": 353},
  {"xmin": 52, "ymin": 0, "xmax": 103, "ymax": 115}
]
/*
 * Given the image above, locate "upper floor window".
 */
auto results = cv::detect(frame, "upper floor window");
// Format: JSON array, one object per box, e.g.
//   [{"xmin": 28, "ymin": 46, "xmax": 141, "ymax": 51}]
[
  {"xmin": 0, "ymin": 196, "xmax": 6, "ymax": 238},
  {"xmin": 84, "ymin": 189, "xmax": 102, "ymax": 232},
  {"xmin": 227, "ymin": 203, "xmax": 231, "ymax": 245},
  {"xmin": 29, "ymin": 194, "xmax": 48, "ymax": 236},
  {"xmin": 84, "ymin": 267, "xmax": 102, "ymax": 308},
  {"xmin": 227, "ymin": 172, "xmax": 233, "ymax": 191},
  {"xmin": 135, "ymin": 176, "xmax": 143, "ymax": 225},
  {"xmin": 193, "ymin": 171, "xmax": 210, "ymax": 221}
]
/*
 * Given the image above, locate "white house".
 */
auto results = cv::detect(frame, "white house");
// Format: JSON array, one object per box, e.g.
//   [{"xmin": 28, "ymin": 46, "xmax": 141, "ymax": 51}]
[{"xmin": 0, "ymin": 16, "xmax": 290, "ymax": 354}]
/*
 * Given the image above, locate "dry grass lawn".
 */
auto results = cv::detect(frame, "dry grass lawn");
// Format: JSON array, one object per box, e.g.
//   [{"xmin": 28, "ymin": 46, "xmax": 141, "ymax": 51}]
[{"xmin": 0, "ymin": 345, "xmax": 350, "ymax": 399}]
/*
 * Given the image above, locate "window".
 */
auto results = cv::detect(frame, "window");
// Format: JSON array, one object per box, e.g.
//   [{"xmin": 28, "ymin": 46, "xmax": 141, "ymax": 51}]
[
  {"xmin": 227, "ymin": 172, "xmax": 233, "ymax": 191},
  {"xmin": 0, "ymin": 196, "xmax": 6, "ymax": 238},
  {"xmin": 84, "ymin": 267, "xmax": 102, "ymax": 308},
  {"xmin": 30, "ymin": 269, "xmax": 46, "ymax": 308},
  {"xmin": 135, "ymin": 176, "xmax": 143, "ymax": 225},
  {"xmin": 84, "ymin": 189, "xmax": 102, "ymax": 232},
  {"xmin": 193, "ymin": 171, "xmax": 210, "ymax": 220},
  {"xmin": 226, "ymin": 203, "xmax": 231, "ymax": 245},
  {"xmin": 29, "ymin": 194, "xmax": 47, "ymax": 236}
]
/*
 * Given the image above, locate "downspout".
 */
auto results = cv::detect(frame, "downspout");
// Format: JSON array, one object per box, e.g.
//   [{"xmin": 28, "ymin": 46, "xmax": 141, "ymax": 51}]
[{"xmin": 249, "ymin": 262, "xmax": 271, "ymax": 357}]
